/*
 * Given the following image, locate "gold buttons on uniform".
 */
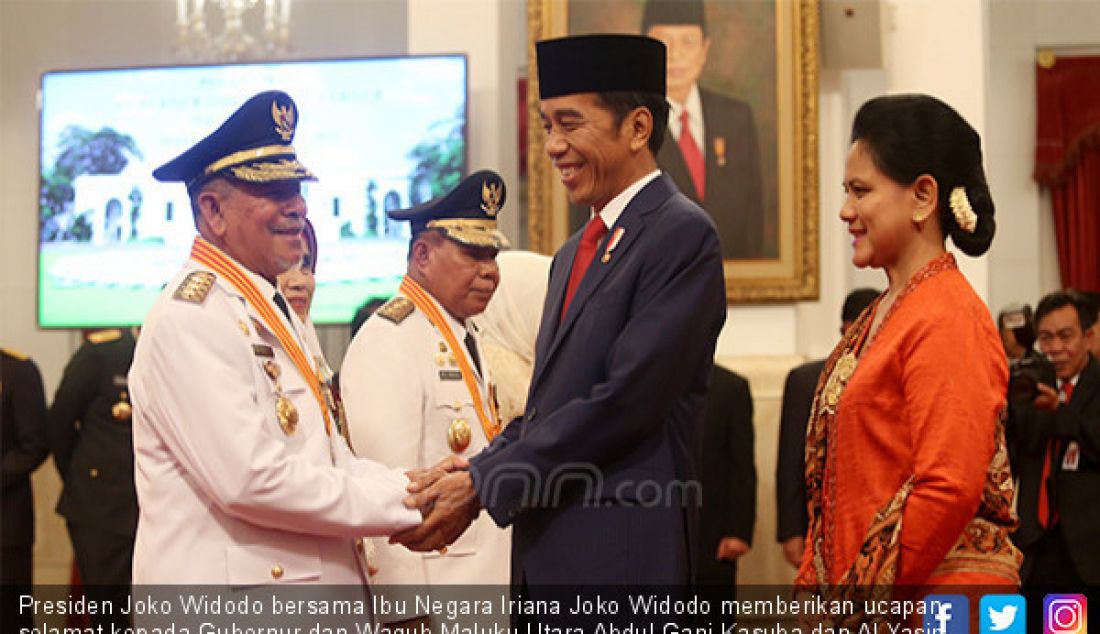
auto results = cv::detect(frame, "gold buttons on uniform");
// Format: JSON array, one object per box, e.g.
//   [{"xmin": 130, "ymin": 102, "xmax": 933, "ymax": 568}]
[
  {"xmin": 271, "ymin": 565, "xmax": 284, "ymax": 579},
  {"xmin": 276, "ymin": 396, "xmax": 298, "ymax": 435},
  {"xmin": 112, "ymin": 391, "xmax": 132, "ymax": 421},
  {"xmin": 89, "ymin": 468, "xmax": 99, "ymax": 478},
  {"xmin": 111, "ymin": 400, "xmax": 132, "ymax": 421},
  {"xmin": 355, "ymin": 538, "xmax": 365, "ymax": 554},
  {"xmin": 448, "ymin": 418, "xmax": 471, "ymax": 453}
]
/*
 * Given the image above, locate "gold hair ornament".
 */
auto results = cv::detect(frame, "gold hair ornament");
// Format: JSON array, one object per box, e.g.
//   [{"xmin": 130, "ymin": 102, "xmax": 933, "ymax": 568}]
[{"xmin": 949, "ymin": 186, "xmax": 978, "ymax": 234}]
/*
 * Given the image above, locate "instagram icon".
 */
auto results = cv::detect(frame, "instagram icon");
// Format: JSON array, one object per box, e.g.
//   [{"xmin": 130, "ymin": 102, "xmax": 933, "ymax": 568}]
[{"xmin": 1045, "ymin": 594, "xmax": 1087, "ymax": 634}]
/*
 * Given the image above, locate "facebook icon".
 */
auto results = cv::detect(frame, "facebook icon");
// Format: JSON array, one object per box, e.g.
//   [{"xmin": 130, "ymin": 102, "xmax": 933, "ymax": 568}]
[{"xmin": 924, "ymin": 595, "xmax": 970, "ymax": 634}]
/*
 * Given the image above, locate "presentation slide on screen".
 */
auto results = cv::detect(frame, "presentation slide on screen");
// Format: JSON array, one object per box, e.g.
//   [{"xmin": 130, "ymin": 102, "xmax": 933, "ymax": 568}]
[{"xmin": 38, "ymin": 56, "xmax": 466, "ymax": 327}]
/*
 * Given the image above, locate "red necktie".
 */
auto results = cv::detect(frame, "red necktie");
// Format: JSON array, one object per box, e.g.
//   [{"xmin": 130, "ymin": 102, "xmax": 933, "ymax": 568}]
[
  {"xmin": 678, "ymin": 110, "xmax": 706, "ymax": 201},
  {"xmin": 561, "ymin": 215, "xmax": 608, "ymax": 320},
  {"xmin": 1038, "ymin": 381, "xmax": 1073, "ymax": 528}
]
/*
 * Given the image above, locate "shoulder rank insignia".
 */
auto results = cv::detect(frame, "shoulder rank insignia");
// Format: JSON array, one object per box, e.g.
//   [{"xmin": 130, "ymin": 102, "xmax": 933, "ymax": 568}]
[
  {"xmin": 377, "ymin": 296, "xmax": 415, "ymax": 324},
  {"xmin": 87, "ymin": 329, "xmax": 122, "ymax": 345},
  {"xmin": 173, "ymin": 271, "xmax": 216, "ymax": 304}
]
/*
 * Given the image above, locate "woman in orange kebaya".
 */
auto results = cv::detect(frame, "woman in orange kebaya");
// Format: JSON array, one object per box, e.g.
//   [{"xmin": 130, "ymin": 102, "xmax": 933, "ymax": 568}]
[{"xmin": 795, "ymin": 95, "xmax": 1022, "ymax": 612}]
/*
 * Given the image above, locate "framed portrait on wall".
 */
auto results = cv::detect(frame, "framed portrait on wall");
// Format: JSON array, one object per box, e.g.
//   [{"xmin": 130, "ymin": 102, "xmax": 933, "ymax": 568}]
[{"xmin": 525, "ymin": 0, "xmax": 820, "ymax": 302}]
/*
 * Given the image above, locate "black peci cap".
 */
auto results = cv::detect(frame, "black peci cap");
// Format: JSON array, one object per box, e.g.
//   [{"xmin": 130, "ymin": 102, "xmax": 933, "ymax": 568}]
[
  {"xmin": 388, "ymin": 169, "xmax": 508, "ymax": 249},
  {"xmin": 153, "ymin": 90, "xmax": 316, "ymax": 192},
  {"xmin": 536, "ymin": 34, "xmax": 666, "ymax": 100},
  {"xmin": 642, "ymin": 0, "xmax": 706, "ymax": 34}
]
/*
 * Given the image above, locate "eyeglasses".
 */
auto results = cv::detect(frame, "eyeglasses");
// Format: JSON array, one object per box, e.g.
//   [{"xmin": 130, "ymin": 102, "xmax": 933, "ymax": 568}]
[{"xmin": 1037, "ymin": 329, "xmax": 1081, "ymax": 346}]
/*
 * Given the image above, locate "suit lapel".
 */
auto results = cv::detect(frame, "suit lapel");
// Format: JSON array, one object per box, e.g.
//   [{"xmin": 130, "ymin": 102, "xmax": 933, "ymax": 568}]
[
  {"xmin": 531, "ymin": 175, "xmax": 676, "ymax": 387},
  {"xmin": 1068, "ymin": 355, "xmax": 1100, "ymax": 414},
  {"xmin": 529, "ymin": 239, "xmax": 577, "ymax": 388}
]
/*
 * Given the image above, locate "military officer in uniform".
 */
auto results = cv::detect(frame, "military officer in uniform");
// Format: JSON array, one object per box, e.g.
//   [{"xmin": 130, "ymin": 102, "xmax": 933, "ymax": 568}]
[
  {"xmin": 47, "ymin": 327, "xmax": 139, "ymax": 629},
  {"xmin": 128, "ymin": 90, "xmax": 420, "ymax": 592},
  {"xmin": 340, "ymin": 170, "xmax": 511, "ymax": 591}
]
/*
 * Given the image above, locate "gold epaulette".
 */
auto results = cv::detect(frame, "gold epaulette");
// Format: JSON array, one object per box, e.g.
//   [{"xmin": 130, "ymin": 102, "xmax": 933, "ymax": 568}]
[
  {"xmin": 1, "ymin": 347, "xmax": 28, "ymax": 361},
  {"xmin": 87, "ymin": 329, "xmax": 122, "ymax": 344},
  {"xmin": 377, "ymin": 296, "xmax": 415, "ymax": 324},
  {"xmin": 173, "ymin": 271, "xmax": 216, "ymax": 304}
]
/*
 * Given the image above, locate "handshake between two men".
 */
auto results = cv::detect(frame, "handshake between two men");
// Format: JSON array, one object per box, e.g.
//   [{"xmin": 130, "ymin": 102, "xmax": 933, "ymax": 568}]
[{"xmin": 390, "ymin": 455, "xmax": 481, "ymax": 553}]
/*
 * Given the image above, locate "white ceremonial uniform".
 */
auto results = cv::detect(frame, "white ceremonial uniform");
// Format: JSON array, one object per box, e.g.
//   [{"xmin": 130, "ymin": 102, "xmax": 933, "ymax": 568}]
[
  {"xmin": 129, "ymin": 254, "xmax": 420, "ymax": 585},
  {"xmin": 340, "ymin": 291, "xmax": 511, "ymax": 586}
]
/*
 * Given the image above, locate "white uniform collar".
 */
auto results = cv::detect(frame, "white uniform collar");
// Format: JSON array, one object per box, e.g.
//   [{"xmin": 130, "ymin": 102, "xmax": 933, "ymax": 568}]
[{"xmin": 593, "ymin": 169, "xmax": 662, "ymax": 230}]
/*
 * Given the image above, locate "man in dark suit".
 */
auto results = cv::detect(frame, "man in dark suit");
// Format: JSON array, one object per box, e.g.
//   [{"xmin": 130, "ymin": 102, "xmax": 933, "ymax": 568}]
[
  {"xmin": 1007, "ymin": 289, "xmax": 1099, "ymax": 589},
  {"xmin": 696, "ymin": 365, "xmax": 754, "ymax": 596},
  {"xmin": 774, "ymin": 288, "xmax": 879, "ymax": 568},
  {"xmin": 47, "ymin": 328, "xmax": 138, "ymax": 630},
  {"xmin": 396, "ymin": 34, "xmax": 726, "ymax": 593},
  {"xmin": 2, "ymin": 347, "xmax": 49, "ymax": 629},
  {"xmin": 642, "ymin": 0, "xmax": 767, "ymax": 259}
]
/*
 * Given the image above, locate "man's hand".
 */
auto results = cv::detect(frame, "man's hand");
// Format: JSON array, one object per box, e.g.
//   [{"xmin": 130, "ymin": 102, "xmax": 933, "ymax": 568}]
[
  {"xmin": 1033, "ymin": 383, "xmax": 1059, "ymax": 412},
  {"xmin": 782, "ymin": 536, "xmax": 805, "ymax": 568},
  {"xmin": 390, "ymin": 471, "xmax": 479, "ymax": 552},
  {"xmin": 715, "ymin": 537, "xmax": 750, "ymax": 562},
  {"xmin": 405, "ymin": 455, "xmax": 469, "ymax": 496}
]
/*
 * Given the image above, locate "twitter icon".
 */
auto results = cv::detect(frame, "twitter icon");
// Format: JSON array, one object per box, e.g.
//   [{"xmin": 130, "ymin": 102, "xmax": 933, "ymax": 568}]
[{"xmin": 981, "ymin": 594, "xmax": 1026, "ymax": 634}]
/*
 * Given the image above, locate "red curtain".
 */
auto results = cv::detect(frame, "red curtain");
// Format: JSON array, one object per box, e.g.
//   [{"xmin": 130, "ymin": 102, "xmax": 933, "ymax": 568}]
[{"xmin": 1034, "ymin": 55, "xmax": 1100, "ymax": 292}]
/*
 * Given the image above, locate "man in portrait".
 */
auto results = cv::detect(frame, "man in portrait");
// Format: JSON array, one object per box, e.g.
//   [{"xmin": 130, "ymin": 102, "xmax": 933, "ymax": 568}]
[{"xmin": 643, "ymin": 0, "xmax": 767, "ymax": 259}]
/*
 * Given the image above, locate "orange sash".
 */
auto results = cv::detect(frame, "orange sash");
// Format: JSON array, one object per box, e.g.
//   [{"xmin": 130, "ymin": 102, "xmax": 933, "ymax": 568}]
[
  {"xmin": 190, "ymin": 237, "xmax": 332, "ymax": 435},
  {"xmin": 399, "ymin": 276, "xmax": 500, "ymax": 442}
]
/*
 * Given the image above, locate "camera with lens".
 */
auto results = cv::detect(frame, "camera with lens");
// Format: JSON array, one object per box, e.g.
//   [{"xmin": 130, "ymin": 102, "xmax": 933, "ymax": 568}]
[{"xmin": 1000, "ymin": 304, "xmax": 1057, "ymax": 402}]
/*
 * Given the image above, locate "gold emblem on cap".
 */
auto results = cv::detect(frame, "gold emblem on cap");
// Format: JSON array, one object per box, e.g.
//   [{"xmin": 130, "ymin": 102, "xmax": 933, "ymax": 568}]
[
  {"xmin": 112, "ymin": 391, "xmax": 132, "ymax": 421},
  {"xmin": 276, "ymin": 396, "xmax": 298, "ymax": 435},
  {"xmin": 448, "ymin": 418, "xmax": 472, "ymax": 453},
  {"xmin": 272, "ymin": 100, "xmax": 296, "ymax": 142},
  {"xmin": 481, "ymin": 180, "xmax": 503, "ymax": 217},
  {"xmin": 425, "ymin": 218, "xmax": 505, "ymax": 249}
]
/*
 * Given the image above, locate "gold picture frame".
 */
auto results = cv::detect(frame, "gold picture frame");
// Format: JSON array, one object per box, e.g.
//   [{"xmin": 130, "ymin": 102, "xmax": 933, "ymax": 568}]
[{"xmin": 526, "ymin": 0, "xmax": 819, "ymax": 302}]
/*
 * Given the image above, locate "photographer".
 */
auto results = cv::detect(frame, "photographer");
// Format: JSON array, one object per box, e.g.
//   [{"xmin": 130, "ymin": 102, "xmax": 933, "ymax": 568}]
[
  {"xmin": 1006, "ymin": 290, "xmax": 1099, "ymax": 588},
  {"xmin": 999, "ymin": 303, "xmax": 1036, "ymax": 362},
  {"xmin": 1000, "ymin": 304, "xmax": 1057, "ymax": 413}
]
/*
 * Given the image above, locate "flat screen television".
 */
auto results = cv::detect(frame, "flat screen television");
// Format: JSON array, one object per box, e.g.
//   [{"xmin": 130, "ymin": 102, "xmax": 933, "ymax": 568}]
[{"xmin": 38, "ymin": 55, "xmax": 467, "ymax": 328}]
